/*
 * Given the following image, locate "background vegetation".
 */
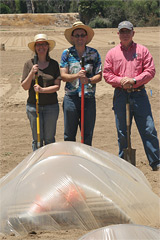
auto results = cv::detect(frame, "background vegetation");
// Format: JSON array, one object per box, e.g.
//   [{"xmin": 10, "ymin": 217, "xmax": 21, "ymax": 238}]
[{"xmin": 0, "ymin": 0, "xmax": 159, "ymax": 27}]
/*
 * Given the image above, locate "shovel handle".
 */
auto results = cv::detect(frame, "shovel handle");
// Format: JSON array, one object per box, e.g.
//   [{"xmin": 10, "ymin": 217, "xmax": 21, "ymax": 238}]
[
  {"xmin": 81, "ymin": 56, "xmax": 85, "ymax": 143},
  {"xmin": 126, "ymin": 101, "xmax": 131, "ymax": 148},
  {"xmin": 34, "ymin": 54, "xmax": 40, "ymax": 148},
  {"xmin": 126, "ymin": 103, "xmax": 130, "ymax": 127},
  {"xmin": 124, "ymin": 95, "xmax": 136, "ymax": 166}
]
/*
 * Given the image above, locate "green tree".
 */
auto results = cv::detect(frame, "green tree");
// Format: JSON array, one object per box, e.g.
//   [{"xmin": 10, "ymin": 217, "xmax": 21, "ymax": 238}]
[
  {"xmin": 78, "ymin": 0, "xmax": 159, "ymax": 28},
  {"xmin": 79, "ymin": 0, "xmax": 104, "ymax": 24},
  {"xmin": 147, "ymin": 0, "xmax": 159, "ymax": 25},
  {"xmin": 20, "ymin": 0, "xmax": 27, "ymax": 13},
  {"xmin": 15, "ymin": 0, "xmax": 20, "ymax": 13},
  {"xmin": 102, "ymin": 0, "xmax": 125, "ymax": 27},
  {"xmin": 0, "ymin": 0, "xmax": 158, "ymax": 26},
  {"xmin": 69, "ymin": 0, "xmax": 78, "ymax": 12},
  {"xmin": 79, "ymin": 0, "xmax": 125, "ymax": 27},
  {"xmin": 33, "ymin": 0, "xmax": 70, "ymax": 13},
  {"xmin": 124, "ymin": 0, "xmax": 159, "ymax": 27},
  {"xmin": 0, "ymin": 3, "xmax": 11, "ymax": 13},
  {"xmin": 0, "ymin": 0, "xmax": 16, "ymax": 13}
]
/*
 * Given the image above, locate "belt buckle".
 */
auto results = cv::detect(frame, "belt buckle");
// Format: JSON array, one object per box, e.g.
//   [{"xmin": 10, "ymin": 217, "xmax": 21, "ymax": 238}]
[
  {"xmin": 137, "ymin": 88, "xmax": 142, "ymax": 92},
  {"xmin": 126, "ymin": 89, "xmax": 132, "ymax": 93},
  {"xmin": 126, "ymin": 86, "xmax": 143, "ymax": 93}
]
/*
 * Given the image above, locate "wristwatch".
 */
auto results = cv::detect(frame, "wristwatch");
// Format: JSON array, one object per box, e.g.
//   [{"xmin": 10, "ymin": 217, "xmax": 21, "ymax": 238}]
[
  {"xmin": 133, "ymin": 78, "xmax": 136, "ymax": 84},
  {"xmin": 88, "ymin": 78, "xmax": 91, "ymax": 84}
]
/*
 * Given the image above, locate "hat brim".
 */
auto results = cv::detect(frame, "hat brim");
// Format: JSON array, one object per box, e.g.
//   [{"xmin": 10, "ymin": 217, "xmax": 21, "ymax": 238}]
[
  {"xmin": 64, "ymin": 24, "xmax": 94, "ymax": 45},
  {"xmin": 118, "ymin": 26, "xmax": 133, "ymax": 31},
  {"xmin": 28, "ymin": 40, "xmax": 56, "ymax": 52}
]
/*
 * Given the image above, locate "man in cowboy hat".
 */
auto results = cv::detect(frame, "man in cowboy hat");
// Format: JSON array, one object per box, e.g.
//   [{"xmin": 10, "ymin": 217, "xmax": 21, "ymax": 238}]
[
  {"xmin": 21, "ymin": 33, "xmax": 61, "ymax": 151},
  {"xmin": 60, "ymin": 21, "xmax": 102, "ymax": 145}
]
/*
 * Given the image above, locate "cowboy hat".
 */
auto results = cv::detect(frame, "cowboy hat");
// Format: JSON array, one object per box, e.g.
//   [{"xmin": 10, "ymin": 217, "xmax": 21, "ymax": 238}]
[
  {"xmin": 28, "ymin": 34, "xmax": 56, "ymax": 52},
  {"xmin": 64, "ymin": 21, "xmax": 94, "ymax": 45}
]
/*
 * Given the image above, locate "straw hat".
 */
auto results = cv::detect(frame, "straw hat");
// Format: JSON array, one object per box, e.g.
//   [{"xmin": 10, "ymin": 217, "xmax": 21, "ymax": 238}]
[
  {"xmin": 28, "ymin": 34, "xmax": 56, "ymax": 52},
  {"xmin": 64, "ymin": 21, "xmax": 94, "ymax": 45}
]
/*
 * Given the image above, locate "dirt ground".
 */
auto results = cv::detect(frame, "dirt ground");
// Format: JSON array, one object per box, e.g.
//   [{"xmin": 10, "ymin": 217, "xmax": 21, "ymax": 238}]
[{"xmin": 0, "ymin": 14, "xmax": 159, "ymax": 239}]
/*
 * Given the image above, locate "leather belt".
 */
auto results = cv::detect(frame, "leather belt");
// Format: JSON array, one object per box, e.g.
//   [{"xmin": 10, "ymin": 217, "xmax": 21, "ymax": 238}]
[{"xmin": 116, "ymin": 85, "xmax": 144, "ymax": 93}]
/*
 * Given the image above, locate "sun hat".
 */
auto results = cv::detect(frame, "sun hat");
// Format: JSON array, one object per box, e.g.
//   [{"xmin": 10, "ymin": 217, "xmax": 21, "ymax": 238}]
[
  {"xmin": 64, "ymin": 21, "xmax": 94, "ymax": 45},
  {"xmin": 28, "ymin": 34, "xmax": 56, "ymax": 52},
  {"xmin": 118, "ymin": 21, "xmax": 133, "ymax": 31}
]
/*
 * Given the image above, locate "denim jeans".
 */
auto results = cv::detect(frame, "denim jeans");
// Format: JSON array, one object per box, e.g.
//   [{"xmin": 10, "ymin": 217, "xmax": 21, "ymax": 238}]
[
  {"xmin": 63, "ymin": 95, "xmax": 96, "ymax": 146},
  {"xmin": 26, "ymin": 103, "xmax": 59, "ymax": 151},
  {"xmin": 113, "ymin": 88, "xmax": 160, "ymax": 169}
]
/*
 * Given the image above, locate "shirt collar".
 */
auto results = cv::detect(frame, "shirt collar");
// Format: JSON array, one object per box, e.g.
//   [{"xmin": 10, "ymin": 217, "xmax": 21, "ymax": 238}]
[
  {"xmin": 120, "ymin": 41, "xmax": 135, "ymax": 51},
  {"xmin": 71, "ymin": 45, "xmax": 87, "ymax": 57}
]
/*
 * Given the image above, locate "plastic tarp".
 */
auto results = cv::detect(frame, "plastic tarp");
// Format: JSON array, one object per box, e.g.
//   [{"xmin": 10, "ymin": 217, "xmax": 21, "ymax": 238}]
[
  {"xmin": 78, "ymin": 224, "xmax": 160, "ymax": 240},
  {"xmin": 0, "ymin": 142, "xmax": 159, "ymax": 236}
]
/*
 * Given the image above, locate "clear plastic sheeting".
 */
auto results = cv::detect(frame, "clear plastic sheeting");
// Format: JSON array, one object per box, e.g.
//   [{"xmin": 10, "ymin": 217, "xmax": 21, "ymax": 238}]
[
  {"xmin": 78, "ymin": 224, "xmax": 160, "ymax": 240},
  {"xmin": 0, "ymin": 142, "xmax": 159, "ymax": 236}
]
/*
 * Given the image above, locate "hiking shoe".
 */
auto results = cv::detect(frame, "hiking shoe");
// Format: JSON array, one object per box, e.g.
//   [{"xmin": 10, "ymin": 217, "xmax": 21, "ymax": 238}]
[{"xmin": 152, "ymin": 164, "xmax": 160, "ymax": 171}]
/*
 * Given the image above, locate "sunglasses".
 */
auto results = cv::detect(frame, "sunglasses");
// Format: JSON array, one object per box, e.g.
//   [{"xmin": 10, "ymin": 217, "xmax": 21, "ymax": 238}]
[
  {"xmin": 73, "ymin": 34, "xmax": 87, "ymax": 38},
  {"xmin": 35, "ymin": 42, "xmax": 48, "ymax": 47}
]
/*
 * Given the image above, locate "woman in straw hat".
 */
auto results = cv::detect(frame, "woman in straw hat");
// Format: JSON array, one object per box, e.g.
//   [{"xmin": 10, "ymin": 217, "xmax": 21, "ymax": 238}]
[
  {"xmin": 21, "ymin": 33, "xmax": 61, "ymax": 151},
  {"xmin": 60, "ymin": 21, "xmax": 102, "ymax": 146}
]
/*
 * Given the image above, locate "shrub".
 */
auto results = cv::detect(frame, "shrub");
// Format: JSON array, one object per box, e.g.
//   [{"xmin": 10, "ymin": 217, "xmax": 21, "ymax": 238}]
[
  {"xmin": 0, "ymin": 3, "xmax": 11, "ymax": 14},
  {"xmin": 89, "ymin": 17, "xmax": 112, "ymax": 28}
]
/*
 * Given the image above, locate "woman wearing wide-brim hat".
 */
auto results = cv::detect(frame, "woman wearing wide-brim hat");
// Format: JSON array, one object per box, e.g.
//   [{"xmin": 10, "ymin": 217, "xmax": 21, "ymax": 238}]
[
  {"xmin": 60, "ymin": 21, "xmax": 102, "ymax": 146},
  {"xmin": 21, "ymin": 33, "xmax": 61, "ymax": 151}
]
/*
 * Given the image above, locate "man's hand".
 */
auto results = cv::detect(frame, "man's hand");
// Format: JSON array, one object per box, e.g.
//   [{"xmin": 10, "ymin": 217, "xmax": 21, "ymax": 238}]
[
  {"xmin": 78, "ymin": 69, "xmax": 86, "ymax": 78},
  {"xmin": 78, "ymin": 69, "xmax": 88, "ymax": 84},
  {"xmin": 80, "ymin": 76, "xmax": 89, "ymax": 85},
  {"xmin": 120, "ymin": 77, "xmax": 134, "ymax": 89}
]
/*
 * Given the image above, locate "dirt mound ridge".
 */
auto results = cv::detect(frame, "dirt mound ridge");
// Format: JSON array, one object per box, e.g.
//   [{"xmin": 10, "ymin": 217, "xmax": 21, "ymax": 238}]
[{"xmin": 0, "ymin": 13, "xmax": 80, "ymax": 28}]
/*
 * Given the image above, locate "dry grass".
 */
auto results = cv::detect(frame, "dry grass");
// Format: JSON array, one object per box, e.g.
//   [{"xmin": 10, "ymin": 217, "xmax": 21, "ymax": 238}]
[{"xmin": 0, "ymin": 13, "xmax": 79, "ymax": 27}]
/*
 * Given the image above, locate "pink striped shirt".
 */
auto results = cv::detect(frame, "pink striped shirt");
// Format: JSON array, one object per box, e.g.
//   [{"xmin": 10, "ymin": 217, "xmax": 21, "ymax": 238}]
[{"xmin": 103, "ymin": 42, "xmax": 155, "ymax": 88}]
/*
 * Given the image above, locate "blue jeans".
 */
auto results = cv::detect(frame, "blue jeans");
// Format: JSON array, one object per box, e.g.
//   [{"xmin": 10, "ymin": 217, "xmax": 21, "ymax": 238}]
[
  {"xmin": 63, "ymin": 95, "xmax": 96, "ymax": 146},
  {"xmin": 113, "ymin": 88, "xmax": 160, "ymax": 170},
  {"xmin": 26, "ymin": 103, "xmax": 59, "ymax": 151}
]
